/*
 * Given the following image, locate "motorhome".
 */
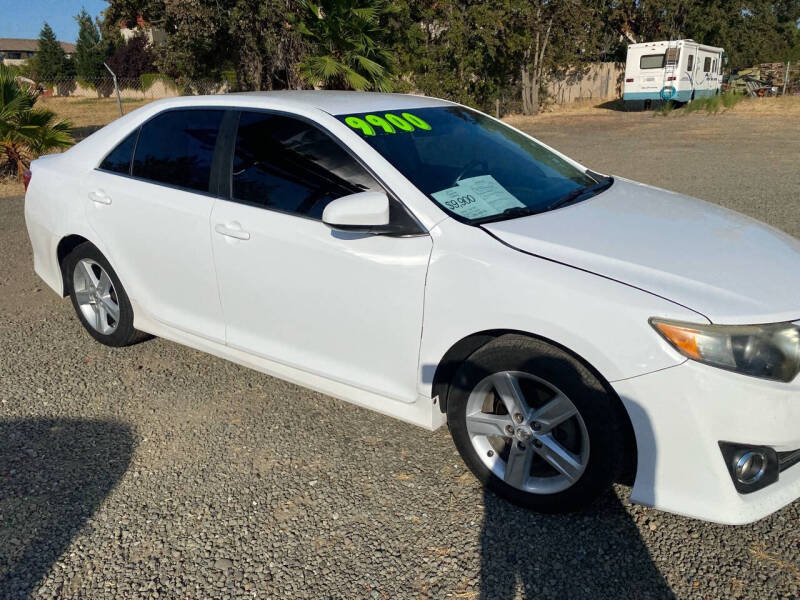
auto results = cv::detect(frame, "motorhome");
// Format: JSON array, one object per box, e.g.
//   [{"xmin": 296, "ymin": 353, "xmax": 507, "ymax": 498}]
[{"xmin": 623, "ymin": 40, "xmax": 724, "ymax": 108}]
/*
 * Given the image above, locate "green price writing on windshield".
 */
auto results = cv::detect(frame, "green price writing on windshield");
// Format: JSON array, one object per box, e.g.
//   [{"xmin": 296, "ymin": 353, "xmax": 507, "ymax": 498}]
[{"xmin": 345, "ymin": 112, "xmax": 432, "ymax": 137}]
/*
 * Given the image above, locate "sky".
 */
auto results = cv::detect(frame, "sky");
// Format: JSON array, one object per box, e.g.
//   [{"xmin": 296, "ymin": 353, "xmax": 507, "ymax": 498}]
[{"xmin": 1, "ymin": 0, "xmax": 110, "ymax": 43}]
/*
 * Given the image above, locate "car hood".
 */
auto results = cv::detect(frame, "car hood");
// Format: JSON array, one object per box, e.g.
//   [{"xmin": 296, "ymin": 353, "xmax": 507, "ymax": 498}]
[{"xmin": 483, "ymin": 178, "xmax": 800, "ymax": 324}]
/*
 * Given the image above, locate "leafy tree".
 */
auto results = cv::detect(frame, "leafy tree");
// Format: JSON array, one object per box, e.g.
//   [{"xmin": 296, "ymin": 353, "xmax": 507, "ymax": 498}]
[
  {"xmin": 107, "ymin": 33, "xmax": 156, "ymax": 81},
  {"xmin": 0, "ymin": 64, "xmax": 73, "ymax": 179},
  {"xmin": 393, "ymin": 0, "xmax": 508, "ymax": 108},
  {"xmin": 74, "ymin": 9, "xmax": 106, "ymax": 82},
  {"xmin": 32, "ymin": 23, "xmax": 69, "ymax": 84},
  {"xmin": 296, "ymin": 0, "xmax": 395, "ymax": 91},
  {"xmin": 227, "ymin": 0, "xmax": 305, "ymax": 90}
]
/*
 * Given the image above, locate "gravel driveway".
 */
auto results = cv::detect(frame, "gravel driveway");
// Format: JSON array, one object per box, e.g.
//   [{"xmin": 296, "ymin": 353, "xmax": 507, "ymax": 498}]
[{"xmin": 1, "ymin": 109, "xmax": 799, "ymax": 599}]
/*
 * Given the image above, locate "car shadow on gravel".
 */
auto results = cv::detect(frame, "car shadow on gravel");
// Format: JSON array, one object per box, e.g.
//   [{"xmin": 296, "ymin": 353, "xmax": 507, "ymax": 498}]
[
  {"xmin": 0, "ymin": 418, "xmax": 134, "ymax": 600},
  {"xmin": 479, "ymin": 490, "xmax": 674, "ymax": 599}
]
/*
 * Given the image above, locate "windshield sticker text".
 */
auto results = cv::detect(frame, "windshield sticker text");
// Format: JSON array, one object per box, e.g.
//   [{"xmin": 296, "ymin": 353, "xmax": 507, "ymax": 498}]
[{"xmin": 344, "ymin": 112, "xmax": 431, "ymax": 136}]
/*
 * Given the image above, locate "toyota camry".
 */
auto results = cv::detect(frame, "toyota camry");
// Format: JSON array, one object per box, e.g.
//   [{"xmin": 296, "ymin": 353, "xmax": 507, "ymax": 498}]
[{"xmin": 24, "ymin": 91, "xmax": 800, "ymax": 524}]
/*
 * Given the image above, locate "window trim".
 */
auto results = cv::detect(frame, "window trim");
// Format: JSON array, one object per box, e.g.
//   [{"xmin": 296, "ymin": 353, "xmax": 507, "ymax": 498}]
[
  {"xmin": 221, "ymin": 107, "xmax": 427, "ymax": 236},
  {"xmin": 94, "ymin": 106, "xmax": 231, "ymax": 199}
]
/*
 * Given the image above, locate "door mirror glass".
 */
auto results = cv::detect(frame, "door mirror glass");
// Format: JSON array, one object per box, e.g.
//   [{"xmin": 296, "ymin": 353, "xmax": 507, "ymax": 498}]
[{"xmin": 322, "ymin": 191, "xmax": 391, "ymax": 232}]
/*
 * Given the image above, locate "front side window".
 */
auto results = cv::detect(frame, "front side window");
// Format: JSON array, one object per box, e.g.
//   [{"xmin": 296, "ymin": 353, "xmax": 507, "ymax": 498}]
[
  {"xmin": 231, "ymin": 111, "xmax": 379, "ymax": 219},
  {"xmin": 687, "ymin": 54, "xmax": 694, "ymax": 71},
  {"xmin": 640, "ymin": 54, "xmax": 665, "ymax": 69},
  {"xmin": 132, "ymin": 109, "xmax": 223, "ymax": 193},
  {"xmin": 99, "ymin": 130, "xmax": 138, "ymax": 174},
  {"xmin": 336, "ymin": 106, "xmax": 602, "ymax": 224},
  {"xmin": 704, "ymin": 57, "xmax": 712, "ymax": 72}
]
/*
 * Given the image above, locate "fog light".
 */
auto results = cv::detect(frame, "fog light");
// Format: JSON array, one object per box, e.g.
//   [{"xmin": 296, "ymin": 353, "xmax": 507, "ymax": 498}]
[
  {"xmin": 719, "ymin": 442, "xmax": 779, "ymax": 494},
  {"xmin": 735, "ymin": 451, "xmax": 767, "ymax": 484}
]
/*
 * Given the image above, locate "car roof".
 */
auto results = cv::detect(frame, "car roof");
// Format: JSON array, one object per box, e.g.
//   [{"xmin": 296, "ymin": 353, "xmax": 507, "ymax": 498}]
[{"xmin": 149, "ymin": 90, "xmax": 455, "ymax": 116}]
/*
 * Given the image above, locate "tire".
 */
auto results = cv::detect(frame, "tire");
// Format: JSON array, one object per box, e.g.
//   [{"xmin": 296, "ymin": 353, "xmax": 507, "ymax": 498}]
[
  {"xmin": 64, "ymin": 242, "xmax": 144, "ymax": 347},
  {"xmin": 446, "ymin": 334, "xmax": 625, "ymax": 513}
]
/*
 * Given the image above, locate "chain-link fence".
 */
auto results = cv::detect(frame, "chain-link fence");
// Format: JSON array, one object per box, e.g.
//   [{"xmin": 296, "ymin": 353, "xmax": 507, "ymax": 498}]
[{"xmin": 31, "ymin": 76, "xmax": 233, "ymax": 100}]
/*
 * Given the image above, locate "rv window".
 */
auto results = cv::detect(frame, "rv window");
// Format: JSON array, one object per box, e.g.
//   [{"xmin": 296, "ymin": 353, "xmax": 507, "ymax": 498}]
[
  {"xmin": 712, "ymin": 59, "xmax": 717, "ymax": 72},
  {"xmin": 687, "ymin": 55, "xmax": 694, "ymax": 71},
  {"xmin": 704, "ymin": 57, "xmax": 712, "ymax": 72},
  {"xmin": 640, "ymin": 54, "xmax": 665, "ymax": 69}
]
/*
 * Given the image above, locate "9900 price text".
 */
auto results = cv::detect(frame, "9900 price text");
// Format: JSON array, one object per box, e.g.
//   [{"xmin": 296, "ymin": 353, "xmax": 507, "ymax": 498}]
[{"xmin": 444, "ymin": 195, "xmax": 477, "ymax": 210}]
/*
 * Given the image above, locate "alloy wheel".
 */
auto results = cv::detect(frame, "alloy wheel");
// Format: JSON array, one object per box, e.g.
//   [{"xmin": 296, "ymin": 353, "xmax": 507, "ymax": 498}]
[
  {"xmin": 73, "ymin": 258, "xmax": 120, "ymax": 335},
  {"xmin": 465, "ymin": 371, "xmax": 590, "ymax": 494}
]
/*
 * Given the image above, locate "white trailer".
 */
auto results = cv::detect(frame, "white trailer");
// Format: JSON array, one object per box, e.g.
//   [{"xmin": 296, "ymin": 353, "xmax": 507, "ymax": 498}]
[{"xmin": 623, "ymin": 39, "xmax": 724, "ymax": 108}]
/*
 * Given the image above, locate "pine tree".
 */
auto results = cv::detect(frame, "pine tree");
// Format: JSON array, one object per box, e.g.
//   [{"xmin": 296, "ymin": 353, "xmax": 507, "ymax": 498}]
[
  {"xmin": 34, "ymin": 23, "xmax": 68, "ymax": 84},
  {"xmin": 74, "ymin": 10, "xmax": 106, "ymax": 82}
]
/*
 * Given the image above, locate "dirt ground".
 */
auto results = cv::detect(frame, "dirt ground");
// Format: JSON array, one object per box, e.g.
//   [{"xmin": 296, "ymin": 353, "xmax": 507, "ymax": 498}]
[{"xmin": 2, "ymin": 97, "xmax": 800, "ymax": 599}]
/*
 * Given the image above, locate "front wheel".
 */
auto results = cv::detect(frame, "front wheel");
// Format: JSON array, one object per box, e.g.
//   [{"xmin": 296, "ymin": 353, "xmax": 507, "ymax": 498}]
[{"xmin": 447, "ymin": 335, "xmax": 625, "ymax": 513}]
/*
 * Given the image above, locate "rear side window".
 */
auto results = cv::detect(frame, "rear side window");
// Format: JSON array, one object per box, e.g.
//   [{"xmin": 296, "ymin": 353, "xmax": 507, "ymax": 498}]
[
  {"xmin": 231, "ymin": 111, "xmax": 378, "ymax": 219},
  {"xmin": 704, "ymin": 57, "xmax": 712, "ymax": 72},
  {"xmin": 687, "ymin": 54, "xmax": 694, "ymax": 71},
  {"xmin": 99, "ymin": 130, "xmax": 138, "ymax": 174},
  {"xmin": 640, "ymin": 54, "xmax": 665, "ymax": 69},
  {"xmin": 132, "ymin": 109, "xmax": 223, "ymax": 193}
]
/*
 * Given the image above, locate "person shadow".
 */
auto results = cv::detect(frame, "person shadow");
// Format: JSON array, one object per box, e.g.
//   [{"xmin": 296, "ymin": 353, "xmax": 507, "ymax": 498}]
[{"xmin": 0, "ymin": 418, "xmax": 134, "ymax": 600}]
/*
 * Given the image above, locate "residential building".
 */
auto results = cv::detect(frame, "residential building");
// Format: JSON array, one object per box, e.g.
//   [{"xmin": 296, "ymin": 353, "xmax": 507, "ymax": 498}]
[{"xmin": 0, "ymin": 38, "xmax": 76, "ymax": 66}]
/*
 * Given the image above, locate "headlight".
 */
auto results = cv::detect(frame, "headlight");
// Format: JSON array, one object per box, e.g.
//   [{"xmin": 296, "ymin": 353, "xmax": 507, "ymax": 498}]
[{"xmin": 650, "ymin": 318, "xmax": 800, "ymax": 382}]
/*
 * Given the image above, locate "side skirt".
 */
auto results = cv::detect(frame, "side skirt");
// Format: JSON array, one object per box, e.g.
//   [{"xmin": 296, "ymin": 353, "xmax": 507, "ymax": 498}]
[{"xmin": 132, "ymin": 303, "xmax": 447, "ymax": 431}]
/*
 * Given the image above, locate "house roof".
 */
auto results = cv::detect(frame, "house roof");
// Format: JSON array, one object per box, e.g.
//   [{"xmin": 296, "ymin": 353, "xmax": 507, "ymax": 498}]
[{"xmin": 0, "ymin": 38, "xmax": 76, "ymax": 53}]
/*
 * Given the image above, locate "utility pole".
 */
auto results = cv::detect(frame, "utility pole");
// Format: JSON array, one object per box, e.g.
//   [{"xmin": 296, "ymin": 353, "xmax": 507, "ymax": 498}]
[{"xmin": 104, "ymin": 62, "xmax": 123, "ymax": 117}]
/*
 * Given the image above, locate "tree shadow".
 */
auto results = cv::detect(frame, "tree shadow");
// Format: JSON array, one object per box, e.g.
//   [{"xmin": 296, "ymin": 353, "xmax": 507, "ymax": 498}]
[{"xmin": 0, "ymin": 418, "xmax": 134, "ymax": 599}]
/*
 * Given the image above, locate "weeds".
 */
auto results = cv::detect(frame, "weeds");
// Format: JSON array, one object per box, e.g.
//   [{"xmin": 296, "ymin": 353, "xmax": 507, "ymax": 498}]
[
  {"xmin": 684, "ymin": 92, "xmax": 743, "ymax": 115},
  {"xmin": 653, "ymin": 101, "xmax": 675, "ymax": 116}
]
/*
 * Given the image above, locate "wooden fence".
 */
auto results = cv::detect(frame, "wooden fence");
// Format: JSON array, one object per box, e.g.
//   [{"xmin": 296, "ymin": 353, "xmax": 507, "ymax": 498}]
[{"xmin": 546, "ymin": 62, "xmax": 625, "ymax": 106}]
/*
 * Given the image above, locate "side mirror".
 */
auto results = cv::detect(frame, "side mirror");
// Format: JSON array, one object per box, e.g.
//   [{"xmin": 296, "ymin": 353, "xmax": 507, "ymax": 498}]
[{"xmin": 322, "ymin": 191, "xmax": 391, "ymax": 233}]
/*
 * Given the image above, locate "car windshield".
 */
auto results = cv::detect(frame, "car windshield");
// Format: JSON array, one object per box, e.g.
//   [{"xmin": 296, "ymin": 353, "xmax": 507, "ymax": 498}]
[{"xmin": 335, "ymin": 106, "xmax": 609, "ymax": 224}]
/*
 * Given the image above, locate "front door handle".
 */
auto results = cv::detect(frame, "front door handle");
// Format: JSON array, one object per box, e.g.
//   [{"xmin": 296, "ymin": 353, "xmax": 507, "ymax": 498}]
[
  {"xmin": 214, "ymin": 223, "xmax": 251, "ymax": 240},
  {"xmin": 88, "ymin": 189, "xmax": 112, "ymax": 205}
]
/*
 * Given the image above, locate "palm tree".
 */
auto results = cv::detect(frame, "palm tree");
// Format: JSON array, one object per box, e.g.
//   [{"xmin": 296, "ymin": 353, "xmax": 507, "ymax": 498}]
[
  {"xmin": 296, "ymin": 0, "xmax": 395, "ymax": 92},
  {"xmin": 0, "ymin": 64, "xmax": 73, "ymax": 180}
]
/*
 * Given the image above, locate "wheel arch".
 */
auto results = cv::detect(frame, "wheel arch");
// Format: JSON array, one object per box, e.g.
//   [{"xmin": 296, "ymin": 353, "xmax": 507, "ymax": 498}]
[
  {"xmin": 431, "ymin": 329, "xmax": 637, "ymax": 484},
  {"xmin": 56, "ymin": 234, "xmax": 92, "ymax": 296}
]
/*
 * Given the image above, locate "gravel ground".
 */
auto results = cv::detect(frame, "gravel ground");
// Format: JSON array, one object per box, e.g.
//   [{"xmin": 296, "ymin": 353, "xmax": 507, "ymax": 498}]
[{"xmin": 1, "ymin": 109, "xmax": 800, "ymax": 600}]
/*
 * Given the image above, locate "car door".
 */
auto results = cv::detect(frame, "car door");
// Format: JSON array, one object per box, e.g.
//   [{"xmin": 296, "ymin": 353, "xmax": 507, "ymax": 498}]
[
  {"xmin": 210, "ymin": 110, "xmax": 432, "ymax": 403},
  {"xmin": 84, "ymin": 108, "xmax": 227, "ymax": 342}
]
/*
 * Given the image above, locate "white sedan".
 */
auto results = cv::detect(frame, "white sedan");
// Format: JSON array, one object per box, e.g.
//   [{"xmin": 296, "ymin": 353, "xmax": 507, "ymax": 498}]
[{"xmin": 24, "ymin": 91, "xmax": 800, "ymax": 524}]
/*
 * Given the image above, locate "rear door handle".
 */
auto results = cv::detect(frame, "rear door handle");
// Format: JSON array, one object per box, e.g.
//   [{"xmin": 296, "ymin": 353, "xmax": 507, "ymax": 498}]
[
  {"xmin": 88, "ymin": 189, "xmax": 112, "ymax": 205},
  {"xmin": 214, "ymin": 223, "xmax": 251, "ymax": 240}
]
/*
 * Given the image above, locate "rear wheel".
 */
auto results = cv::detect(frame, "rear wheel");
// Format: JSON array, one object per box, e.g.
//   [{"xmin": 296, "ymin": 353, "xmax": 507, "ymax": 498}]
[
  {"xmin": 65, "ymin": 243, "xmax": 143, "ymax": 347},
  {"xmin": 446, "ymin": 335, "xmax": 625, "ymax": 513}
]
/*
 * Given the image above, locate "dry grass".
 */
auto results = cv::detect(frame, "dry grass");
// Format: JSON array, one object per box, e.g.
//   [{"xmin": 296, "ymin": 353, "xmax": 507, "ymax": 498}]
[
  {"xmin": 731, "ymin": 94, "xmax": 800, "ymax": 116},
  {"xmin": 38, "ymin": 96, "xmax": 153, "ymax": 139},
  {"xmin": 503, "ymin": 94, "xmax": 800, "ymax": 125},
  {"xmin": 0, "ymin": 179, "xmax": 22, "ymax": 199}
]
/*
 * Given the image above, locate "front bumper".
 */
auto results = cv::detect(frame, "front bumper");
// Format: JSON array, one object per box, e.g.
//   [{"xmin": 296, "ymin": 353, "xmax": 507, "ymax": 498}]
[{"xmin": 613, "ymin": 360, "xmax": 800, "ymax": 524}]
